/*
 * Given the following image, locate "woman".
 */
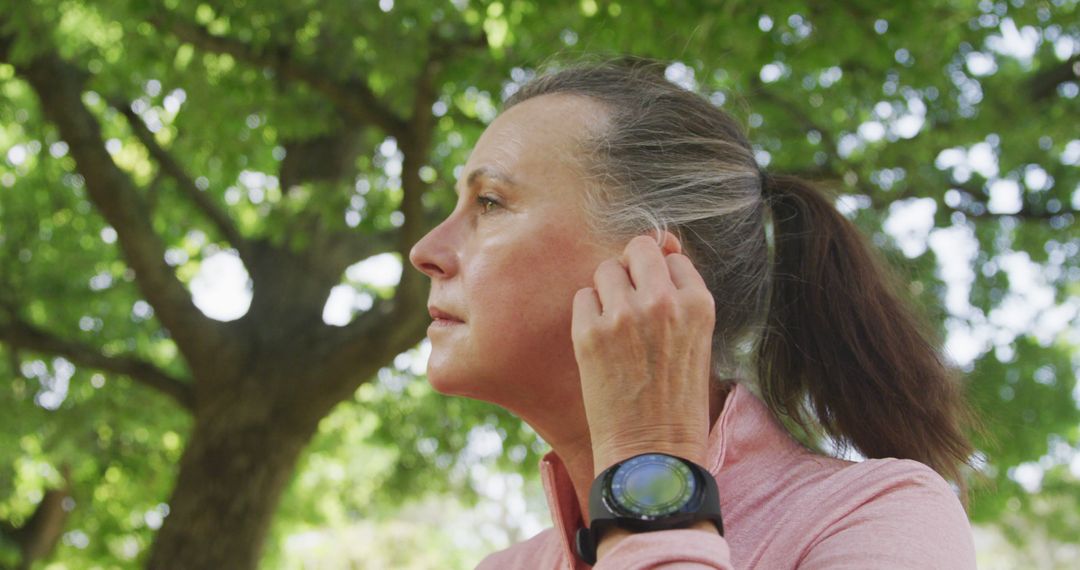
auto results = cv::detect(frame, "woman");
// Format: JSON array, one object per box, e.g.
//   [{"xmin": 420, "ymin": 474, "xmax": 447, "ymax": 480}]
[{"xmin": 408, "ymin": 58, "xmax": 980, "ymax": 569}]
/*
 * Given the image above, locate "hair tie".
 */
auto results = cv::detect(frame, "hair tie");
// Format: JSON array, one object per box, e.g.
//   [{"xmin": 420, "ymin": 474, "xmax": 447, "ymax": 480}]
[{"xmin": 759, "ymin": 169, "xmax": 773, "ymax": 198}]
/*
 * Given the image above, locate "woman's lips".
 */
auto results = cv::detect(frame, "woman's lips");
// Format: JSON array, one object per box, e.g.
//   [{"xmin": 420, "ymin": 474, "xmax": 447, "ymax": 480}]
[
  {"xmin": 429, "ymin": 316, "xmax": 464, "ymax": 332},
  {"xmin": 429, "ymin": 318, "xmax": 464, "ymax": 327},
  {"xmin": 428, "ymin": 306, "xmax": 464, "ymax": 322}
]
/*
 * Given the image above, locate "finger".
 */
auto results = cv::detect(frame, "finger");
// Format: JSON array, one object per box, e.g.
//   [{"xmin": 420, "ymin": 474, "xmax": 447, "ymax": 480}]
[
  {"xmin": 620, "ymin": 234, "xmax": 675, "ymax": 295},
  {"xmin": 665, "ymin": 252, "xmax": 709, "ymax": 291},
  {"xmin": 593, "ymin": 258, "xmax": 633, "ymax": 316},
  {"xmin": 571, "ymin": 287, "xmax": 602, "ymax": 341}
]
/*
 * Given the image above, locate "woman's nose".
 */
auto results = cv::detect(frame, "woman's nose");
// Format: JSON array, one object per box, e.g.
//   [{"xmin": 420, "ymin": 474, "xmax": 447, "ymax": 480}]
[{"xmin": 409, "ymin": 222, "xmax": 456, "ymax": 279}]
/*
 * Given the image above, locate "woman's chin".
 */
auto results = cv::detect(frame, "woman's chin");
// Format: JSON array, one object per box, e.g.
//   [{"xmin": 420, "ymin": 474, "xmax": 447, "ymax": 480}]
[
  {"xmin": 426, "ymin": 372, "xmax": 469, "ymax": 397},
  {"xmin": 427, "ymin": 373, "xmax": 500, "ymax": 406}
]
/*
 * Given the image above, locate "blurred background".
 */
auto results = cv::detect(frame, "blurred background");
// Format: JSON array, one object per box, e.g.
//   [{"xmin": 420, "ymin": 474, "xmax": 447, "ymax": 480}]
[{"xmin": 0, "ymin": 0, "xmax": 1077, "ymax": 568}]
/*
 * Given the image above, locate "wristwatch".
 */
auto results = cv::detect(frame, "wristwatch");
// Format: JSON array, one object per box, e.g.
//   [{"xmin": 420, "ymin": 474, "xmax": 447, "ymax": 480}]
[{"xmin": 574, "ymin": 452, "xmax": 724, "ymax": 565}]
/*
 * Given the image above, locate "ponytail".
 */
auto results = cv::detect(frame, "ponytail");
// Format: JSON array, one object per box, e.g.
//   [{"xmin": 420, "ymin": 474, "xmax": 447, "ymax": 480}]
[{"xmin": 753, "ymin": 172, "xmax": 983, "ymax": 502}]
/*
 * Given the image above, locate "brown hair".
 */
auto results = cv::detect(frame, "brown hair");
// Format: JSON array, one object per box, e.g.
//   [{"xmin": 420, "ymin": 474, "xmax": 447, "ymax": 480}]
[{"xmin": 504, "ymin": 56, "xmax": 984, "ymax": 501}]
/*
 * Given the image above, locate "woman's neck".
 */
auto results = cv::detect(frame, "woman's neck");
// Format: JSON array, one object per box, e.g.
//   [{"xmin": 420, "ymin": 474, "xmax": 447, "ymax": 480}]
[{"xmin": 529, "ymin": 380, "xmax": 735, "ymax": 527}]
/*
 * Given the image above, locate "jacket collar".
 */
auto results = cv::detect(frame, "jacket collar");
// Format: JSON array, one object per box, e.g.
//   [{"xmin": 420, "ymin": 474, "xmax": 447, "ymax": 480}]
[{"xmin": 537, "ymin": 381, "xmax": 802, "ymax": 567}]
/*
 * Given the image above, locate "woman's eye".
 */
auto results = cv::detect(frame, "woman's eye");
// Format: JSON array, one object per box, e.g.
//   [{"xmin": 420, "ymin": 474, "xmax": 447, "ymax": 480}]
[{"xmin": 476, "ymin": 195, "xmax": 500, "ymax": 215}]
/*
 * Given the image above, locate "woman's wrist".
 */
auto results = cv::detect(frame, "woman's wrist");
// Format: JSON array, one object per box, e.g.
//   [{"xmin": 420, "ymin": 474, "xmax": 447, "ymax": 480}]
[{"xmin": 592, "ymin": 443, "xmax": 708, "ymax": 477}]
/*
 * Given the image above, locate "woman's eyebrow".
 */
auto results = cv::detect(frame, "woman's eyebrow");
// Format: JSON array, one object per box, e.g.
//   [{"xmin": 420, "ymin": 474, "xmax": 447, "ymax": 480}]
[{"xmin": 454, "ymin": 166, "xmax": 517, "ymax": 195}]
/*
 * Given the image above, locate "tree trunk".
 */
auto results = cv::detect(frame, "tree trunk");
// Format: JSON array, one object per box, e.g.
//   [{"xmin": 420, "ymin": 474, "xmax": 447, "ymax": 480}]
[
  {"xmin": 0, "ymin": 16, "xmax": 441, "ymax": 570},
  {"xmin": 145, "ymin": 407, "xmax": 318, "ymax": 569}
]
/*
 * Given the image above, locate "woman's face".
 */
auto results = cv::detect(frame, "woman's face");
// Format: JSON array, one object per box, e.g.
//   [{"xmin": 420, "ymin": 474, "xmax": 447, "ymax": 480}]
[{"xmin": 408, "ymin": 93, "xmax": 616, "ymax": 412}]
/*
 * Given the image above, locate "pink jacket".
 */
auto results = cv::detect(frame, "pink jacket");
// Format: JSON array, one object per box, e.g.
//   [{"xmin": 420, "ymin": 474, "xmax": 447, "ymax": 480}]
[{"xmin": 477, "ymin": 382, "xmax": 977, "ymax": 569}]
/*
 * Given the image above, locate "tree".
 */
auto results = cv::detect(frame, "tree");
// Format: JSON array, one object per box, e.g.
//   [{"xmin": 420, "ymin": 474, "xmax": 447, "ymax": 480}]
[{"xmin": 0, "ymin": 0, "xmax": 1077, "ymax": 567}]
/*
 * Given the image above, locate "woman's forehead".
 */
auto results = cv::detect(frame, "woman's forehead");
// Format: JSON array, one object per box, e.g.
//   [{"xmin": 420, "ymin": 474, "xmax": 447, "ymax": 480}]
[
  {"xmin": 464, "ymin": 95, "xmax": 606, "ymax": 187},
  {"xmin": 495, "ymin": 93, "xmax": 607, "ymax": 143}
]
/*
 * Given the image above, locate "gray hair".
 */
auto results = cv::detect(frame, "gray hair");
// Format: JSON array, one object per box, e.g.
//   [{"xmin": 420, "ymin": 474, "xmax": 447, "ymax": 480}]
[{"xmin": 504, "ymin": 58, "xmax": 771, "ymax": 385}]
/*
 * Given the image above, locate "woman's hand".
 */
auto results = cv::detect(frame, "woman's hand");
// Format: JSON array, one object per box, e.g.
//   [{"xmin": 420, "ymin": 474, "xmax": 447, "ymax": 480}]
[{"xmin": 572, "ymin": 231, "xmax": 717, "ymax": 477}]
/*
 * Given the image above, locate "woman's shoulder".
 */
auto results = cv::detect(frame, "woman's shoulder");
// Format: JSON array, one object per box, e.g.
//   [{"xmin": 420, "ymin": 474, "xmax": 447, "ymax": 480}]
[
  {"xmin": 829, "ymin": 456, "xmax": 959, "ymax": 500},
  {"xmin": 794, "ymin": 455, "xmax": 970, "ymax": 541},
  {"xmin": 791, "ymin": 457, "xmax": 976, "ymax": 568},
  {"xmin": 727, "ymin": 451, "xmax": 976, "ymax": 568},
  {"xmin": 776, "ymin": 451, "xmax": 961, "ymax": 514}
]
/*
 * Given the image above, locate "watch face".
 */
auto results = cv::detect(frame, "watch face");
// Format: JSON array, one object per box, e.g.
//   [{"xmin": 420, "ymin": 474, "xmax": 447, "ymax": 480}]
[{"xmin": 607, "ymin": 454, "xmax": 698, "ymax": 517}]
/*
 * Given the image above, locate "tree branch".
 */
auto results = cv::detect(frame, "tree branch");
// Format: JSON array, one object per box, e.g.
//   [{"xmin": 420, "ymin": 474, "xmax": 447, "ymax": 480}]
[
  {"xmin": 391, "ymin": 47, "xmax": 443, "ymax": 327},
  {"xmin": 752, "ymin": 83, "xmax": 1078, "ymax": 225},
  {"xmin": 2, "ymin": 464, "xmax": 72, "ymax": 569},
  {"xmin": 1029, "ymin": 54, "xmax": 1080, "ymax": 102},
  {"xmin": 110, "ymin": 98, "xmax": 250, "ymax": 260},
  {"xmin": 292, "ymin": 292, "xmax": 432, "ymax": 427},
  {"xmin": 278, "ymin": 132, "xmax": 364, "ymax": 193},
  {"xmin": 322, "ymin": 222, "xmax": 412, "ymax": 275},
  {"xmin": 750, "ymin": 78, "xmax": 842, "ymax": 159},
  {"xmin": 150, "ymin": 15, "xmax": 409, "ymax": 139},
  {"xmin": 2, "ymin": 40, "xmax": 225, "ymax": 366},
  {"xmin": 300, "ymin": 30, "xmax": 488, "ymax": 418},
  {"xmin": 788, "ymin": 168, "xmax": 1077, "ymax": 223},
  {"xmin": 0, "ymin": 317, "xmax": 194, "ymax": 410},
  {"xmin": 391, "ymin": 27, "xmax": 487, "ymax": 319}
]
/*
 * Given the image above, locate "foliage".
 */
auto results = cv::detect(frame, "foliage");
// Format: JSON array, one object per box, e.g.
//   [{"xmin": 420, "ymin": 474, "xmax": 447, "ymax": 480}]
[{"xmin": 0, "ymin": 0, "xmax": 1077, "ymax": 567}]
